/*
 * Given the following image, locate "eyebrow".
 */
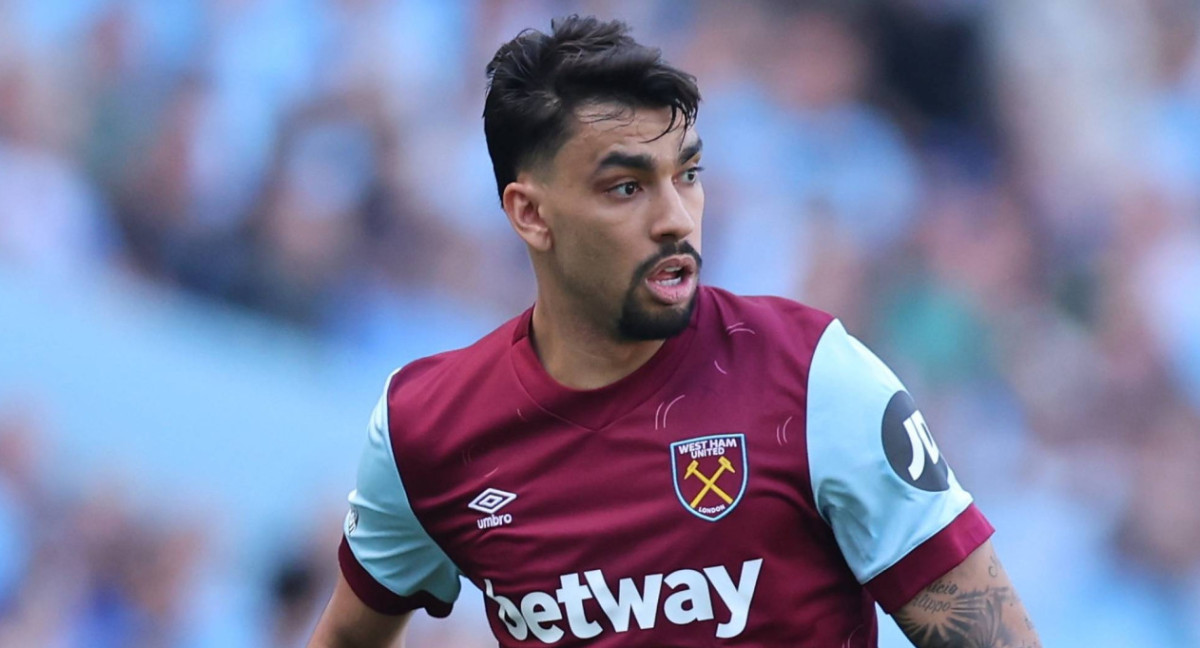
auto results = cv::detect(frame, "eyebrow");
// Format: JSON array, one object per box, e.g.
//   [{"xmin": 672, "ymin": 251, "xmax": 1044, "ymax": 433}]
[
  {"xmin": 594, "ymin": 151, "xmax": 655, "ymax": 175},
  {"xmin": 678, "ymin": 138, "xmax": 703, "ymax": 165},
  {"xmin": 592, "ymin": 137, "xmax": 705, "ymax": 176}
]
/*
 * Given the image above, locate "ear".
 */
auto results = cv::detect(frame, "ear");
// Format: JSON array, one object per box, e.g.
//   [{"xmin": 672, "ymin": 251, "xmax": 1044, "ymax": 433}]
[{"xmin": 502, "ymin": 177, "xmax": 553, "ymax": 252}]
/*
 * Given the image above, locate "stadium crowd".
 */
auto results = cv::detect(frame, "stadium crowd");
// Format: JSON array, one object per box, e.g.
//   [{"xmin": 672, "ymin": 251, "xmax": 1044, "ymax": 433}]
[{"xmin": 2, "ymin": 0, "xmax": 1200, "ymax": 645}]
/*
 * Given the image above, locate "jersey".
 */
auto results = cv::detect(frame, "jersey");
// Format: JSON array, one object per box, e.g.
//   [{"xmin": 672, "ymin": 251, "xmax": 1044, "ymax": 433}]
[{"xmin": 338, "ymin": 285, "xmax": 993, "ymax": 647}]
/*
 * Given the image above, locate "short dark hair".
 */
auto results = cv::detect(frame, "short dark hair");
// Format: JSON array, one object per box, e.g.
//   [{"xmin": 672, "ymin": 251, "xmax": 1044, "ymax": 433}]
[{"xmin": 483, "ymin": 15, "xmax": 701, "ymax": 202}]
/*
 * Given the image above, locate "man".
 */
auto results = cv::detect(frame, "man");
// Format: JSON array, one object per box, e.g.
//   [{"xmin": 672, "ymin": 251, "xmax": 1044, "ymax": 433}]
[{"xmin": 309, "ymin": 15, "xmax": 1042, "ymax": 648}]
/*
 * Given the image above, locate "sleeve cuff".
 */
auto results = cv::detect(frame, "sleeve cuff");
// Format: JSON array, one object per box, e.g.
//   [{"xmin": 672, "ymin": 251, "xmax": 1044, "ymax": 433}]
[
  {"xmin": 338, "ymin": 536, "xmax": 454, "ymax": 618},
  {"xmin": 865, "ymin": 503, "xmax": 995, "ymax": 613}
]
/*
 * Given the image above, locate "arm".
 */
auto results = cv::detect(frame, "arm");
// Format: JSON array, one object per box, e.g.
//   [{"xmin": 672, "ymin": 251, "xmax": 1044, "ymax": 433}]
[
  {"xmin": 308, "ymin": 572, "xmax": 412, "ymax": 648},
  {"xmin": 805, "ymin": 320, "xmax": 1029, "ymax": 643},
  {"xmin": 309, "ymin": 375, "xmax": 463, "ymax": 647},
  {"xmin": 893, "ymin": 540, "xmax": 1041, "ymax": 648}
]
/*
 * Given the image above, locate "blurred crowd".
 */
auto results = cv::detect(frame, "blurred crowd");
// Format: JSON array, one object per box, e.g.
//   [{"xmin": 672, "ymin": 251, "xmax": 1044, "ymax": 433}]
[
  {"xmin": 0, "ymin": 397, "xmax": 350, "ymax": 647},
  {"xmin": 3, "ymin": 0, "xmax": 1200, "ymax": 645}
]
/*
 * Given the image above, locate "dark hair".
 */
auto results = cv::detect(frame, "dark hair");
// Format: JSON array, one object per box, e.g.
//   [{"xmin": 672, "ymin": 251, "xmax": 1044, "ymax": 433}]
[{"xmin": 483, "ymin": 15, "xmax": 701, "ymax": 202}]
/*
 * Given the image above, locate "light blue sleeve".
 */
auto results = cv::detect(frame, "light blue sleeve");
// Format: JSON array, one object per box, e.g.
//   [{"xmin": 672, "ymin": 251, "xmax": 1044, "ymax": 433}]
[
  {"xmin": 344, "ymin": 374, "xmax": 462, "ymax": 606},
  {"xmin": 806, "ymin": 320, "xmax": 974, "ymax": 584}
]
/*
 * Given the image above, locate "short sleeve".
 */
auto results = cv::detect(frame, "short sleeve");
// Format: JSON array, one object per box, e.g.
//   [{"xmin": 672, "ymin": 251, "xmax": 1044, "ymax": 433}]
[
  {"xmin": 339, "ymin": 375, "xmax": 463, "ymax": 617},
  {"xmin": 806, "ymin": 320, "xmax": 993, "ymax": 612}
]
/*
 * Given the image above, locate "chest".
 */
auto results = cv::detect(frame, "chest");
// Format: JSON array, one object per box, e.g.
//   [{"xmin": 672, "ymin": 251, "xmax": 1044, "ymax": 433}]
[
  {"xmin": 408, "ymin": 382, "xmax": 849, "ymax": 612},
  {"xmin": 394, "ymin": 330, "xmax": 878, "ymax": 644},
  {"xmin": 410, "ymin": 390, "xmax": 873, "ymax": 646}
]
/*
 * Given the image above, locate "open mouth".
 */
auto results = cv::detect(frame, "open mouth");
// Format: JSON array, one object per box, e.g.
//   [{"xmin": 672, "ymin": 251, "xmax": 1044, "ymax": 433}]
[{"xmin": 644, "ymin": 255, "xmax": 699, "ymax": 305}]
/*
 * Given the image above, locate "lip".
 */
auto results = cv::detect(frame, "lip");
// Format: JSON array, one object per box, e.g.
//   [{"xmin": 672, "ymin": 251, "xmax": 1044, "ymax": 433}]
[
  {"xmin": 647, "ymin": 254, "xmax": 699, "ymax": 278},
  {"xmin": 643, "ymin": 254, "xmax": 699, "ymax": 305}
]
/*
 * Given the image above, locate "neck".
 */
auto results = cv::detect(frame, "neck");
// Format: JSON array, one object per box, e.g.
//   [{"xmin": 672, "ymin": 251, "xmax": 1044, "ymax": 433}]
[{"xmin": 529, "ymin": 292, "xmax": 665, "ymax": 390}]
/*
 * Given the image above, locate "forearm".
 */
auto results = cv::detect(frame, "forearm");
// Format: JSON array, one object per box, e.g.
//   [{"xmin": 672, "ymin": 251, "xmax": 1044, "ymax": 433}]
[
  {"xmin": 307, "ymin": 625, "xmax": 399, "ymax": 648},
  {"xmin": 892, "ymin": 541, "xmax": 1041, "ymax": 648},
  {"xmin": 307, "ymin": 574, "xmax": 409, "ymax": 648},
  {"xmin": 306, "ymin": 630, "xmax": 366, "ymax": 648}
]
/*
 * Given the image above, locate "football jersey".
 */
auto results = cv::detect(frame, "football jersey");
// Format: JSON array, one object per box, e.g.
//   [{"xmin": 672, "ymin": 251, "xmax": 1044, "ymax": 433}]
[{"xmin": 338, "ymin": 285, "xmax": 993, "ymax": 647}]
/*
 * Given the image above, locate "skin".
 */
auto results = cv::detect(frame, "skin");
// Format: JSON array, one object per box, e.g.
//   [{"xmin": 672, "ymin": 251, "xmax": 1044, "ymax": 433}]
[
  {"xmin": 308, "ymin": 574, "xmax": 410, "ymax": 648},
  {"xmin": 893, "ymin": 540, "xmax": 1043, "ymax": 648},
  {"xmin": 504, "ymin": 103, "xmax": 705, "ymax": 389},
  {"xmin": 308, "ymin": 104, "xmax": 1043, "ymax": 648}
]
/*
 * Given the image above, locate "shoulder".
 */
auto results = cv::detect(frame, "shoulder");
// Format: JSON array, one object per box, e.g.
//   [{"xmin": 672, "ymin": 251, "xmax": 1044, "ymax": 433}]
[
  {"xmin": 809, "ymin": 319, "xmax": 902, "ymax": 406},
  {"xmin": 701, "ymin": 285, "xmax": 835, "ymax": 351},
  {"xmin": 382, "ymin": 310, "xmax": 525, "ymax": 442},
  {"xmin": 387, "ymin": 311, "xmax": 521, "ymax": 398},
  {"xmin": 805, "ymin": 319, "xmax": 912, "ymax": 479}
]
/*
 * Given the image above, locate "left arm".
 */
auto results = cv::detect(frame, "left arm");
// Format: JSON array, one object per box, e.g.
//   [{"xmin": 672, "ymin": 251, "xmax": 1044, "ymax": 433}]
[
  {"xmin": 892, "ymin": 539, "xmax": 1041, "ymax": 648},
  {"xmin": 804, "ymin": 320, "xmax": 1039, "ymax": 646}
]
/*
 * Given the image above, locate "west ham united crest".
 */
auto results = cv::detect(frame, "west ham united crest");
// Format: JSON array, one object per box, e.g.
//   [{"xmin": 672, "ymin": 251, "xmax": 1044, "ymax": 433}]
[{"xmin": 670, "ymin": 433, "xmax": 748, "ymax": 521}]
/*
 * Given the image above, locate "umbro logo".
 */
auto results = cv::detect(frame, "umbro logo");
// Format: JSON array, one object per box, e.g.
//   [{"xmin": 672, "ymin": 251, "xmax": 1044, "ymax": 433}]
[
  {"xmin": 470, "ymin": 487, "xmax": 516, "ymax": 529},
  {"xmin": 469, "ymin": 487, "xmax": 517, "ymax": 514}
]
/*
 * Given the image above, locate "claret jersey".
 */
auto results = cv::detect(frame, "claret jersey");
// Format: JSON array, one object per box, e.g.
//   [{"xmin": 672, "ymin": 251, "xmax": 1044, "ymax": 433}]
[{"xmin": 338, "ymin": 286, "xmax": 993, "ymax": 647}]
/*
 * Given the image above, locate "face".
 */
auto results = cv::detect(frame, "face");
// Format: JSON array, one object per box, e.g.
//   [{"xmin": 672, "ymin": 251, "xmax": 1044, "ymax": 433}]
[{"xmin": 528, "ymin": 104, "xmax": 705, "ymax": 341}]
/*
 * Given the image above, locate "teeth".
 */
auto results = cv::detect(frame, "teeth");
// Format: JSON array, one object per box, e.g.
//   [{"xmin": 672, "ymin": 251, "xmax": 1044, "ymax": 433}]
[
  {"xmin": 664, "ymin": 266, "xmax": 682, "ymax": 272},
  {"xmin": 655, "ymin": 277, "xmax": 682, "ymax": 286}
]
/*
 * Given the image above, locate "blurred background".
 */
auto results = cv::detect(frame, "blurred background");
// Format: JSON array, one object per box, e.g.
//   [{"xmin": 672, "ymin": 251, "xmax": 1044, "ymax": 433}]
[{"xmin": 1, "ymin": 0, "xmax": 1199, "ymax": 645}]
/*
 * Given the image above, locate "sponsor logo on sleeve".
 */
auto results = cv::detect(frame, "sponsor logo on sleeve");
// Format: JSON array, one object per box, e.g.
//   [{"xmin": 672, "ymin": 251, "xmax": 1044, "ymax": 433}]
[
  {"xmin": 669, "ymin": 433, "xmax": 748, "ymax": 521},
  {"xmin": 881, "ymin": 391, "xmax": 950, "ymax": 491}
]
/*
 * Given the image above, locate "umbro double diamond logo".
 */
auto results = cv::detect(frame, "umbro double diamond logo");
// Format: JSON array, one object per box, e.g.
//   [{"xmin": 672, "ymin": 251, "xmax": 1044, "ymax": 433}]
[{"xmin": 470, "ymin": 487, "xmax": 517, "ymax": 529}]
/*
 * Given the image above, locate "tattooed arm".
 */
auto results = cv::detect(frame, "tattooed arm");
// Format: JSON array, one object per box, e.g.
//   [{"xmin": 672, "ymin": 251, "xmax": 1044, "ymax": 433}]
[{"xmin": 892, "ymin": 540, "xmax": 1041, "ymax": 648}]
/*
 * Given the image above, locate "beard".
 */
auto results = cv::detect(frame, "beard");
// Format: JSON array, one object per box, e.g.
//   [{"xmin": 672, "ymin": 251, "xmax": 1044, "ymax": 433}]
[{"xmin": 616, "ymin": 241, "xmax": 702, "ymax": 341}]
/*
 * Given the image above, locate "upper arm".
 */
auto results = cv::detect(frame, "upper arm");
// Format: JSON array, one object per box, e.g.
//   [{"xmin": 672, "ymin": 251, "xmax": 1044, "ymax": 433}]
[
  {"xmin": 806, "ymin": 320, "xmax": 993, "ymax": 610},
  {"xmin": 339, "ymin": 381, "xmax": 462, "ymax": 615},
  {"xmin": 312, "ymin": 375, "xmax": 463, "ymax": 646},
  {"xmin": 308, "ymin": 572, "xmax": 412, "ymax": 648},
  {"xmin": 892, "ymin": 539, "xmax": 1042, "ymax": 648}
]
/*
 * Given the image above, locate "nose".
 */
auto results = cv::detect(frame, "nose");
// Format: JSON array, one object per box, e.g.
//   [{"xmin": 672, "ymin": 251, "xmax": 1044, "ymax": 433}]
[{"xmin": 649, "ymin": 183, "xmax": 696, "ymax": 243}]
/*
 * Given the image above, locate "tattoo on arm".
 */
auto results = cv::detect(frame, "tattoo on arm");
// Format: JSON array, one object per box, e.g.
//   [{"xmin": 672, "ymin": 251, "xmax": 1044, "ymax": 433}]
[
  {"xmin": 894, "ymin": 586, "xmax": 1016, "ymax": 648},
  {"xmin": 892, "ymin": 545, "xmax": 1041, "ymax": 648}
]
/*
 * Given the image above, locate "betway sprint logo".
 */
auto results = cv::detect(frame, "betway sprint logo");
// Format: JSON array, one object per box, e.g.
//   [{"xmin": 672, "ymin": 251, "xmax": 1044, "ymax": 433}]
[{"xmin": 484, "ymin": 558, "xmax": 763, "ymax": 643}]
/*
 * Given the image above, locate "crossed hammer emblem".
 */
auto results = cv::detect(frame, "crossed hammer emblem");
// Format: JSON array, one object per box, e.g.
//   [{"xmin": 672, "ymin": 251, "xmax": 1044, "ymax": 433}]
[{"xmin": 684, "ymin": 456, "xmax": 736, "ymax": 508}]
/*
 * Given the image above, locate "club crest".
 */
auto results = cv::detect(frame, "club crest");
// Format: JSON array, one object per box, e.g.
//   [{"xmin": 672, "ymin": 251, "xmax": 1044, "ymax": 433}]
[{"xmin": 670, "ymin": 433, "xmax": 748, "ymax": 521}]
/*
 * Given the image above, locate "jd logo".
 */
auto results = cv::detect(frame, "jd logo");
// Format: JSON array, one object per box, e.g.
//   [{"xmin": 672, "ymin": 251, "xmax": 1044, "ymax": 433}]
[{"xmin": 881, "ymin": 391, "xmax": 950, "ymax": 491}]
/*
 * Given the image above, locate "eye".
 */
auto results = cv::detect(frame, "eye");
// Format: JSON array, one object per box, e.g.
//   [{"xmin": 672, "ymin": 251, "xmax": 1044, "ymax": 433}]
[
  {"xmin": 680, "ymin": 166, "xmax": 704, "ymax": 184},
  {"xmin": 609, "ymin": 181, "xmax": 640, "ymax": 198}
]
